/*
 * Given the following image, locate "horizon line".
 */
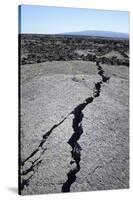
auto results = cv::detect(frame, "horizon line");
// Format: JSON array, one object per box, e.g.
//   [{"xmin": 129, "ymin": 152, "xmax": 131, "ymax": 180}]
[{"xmin": 20, "ymin": 30, "xmax": 129, "ymax": 35}]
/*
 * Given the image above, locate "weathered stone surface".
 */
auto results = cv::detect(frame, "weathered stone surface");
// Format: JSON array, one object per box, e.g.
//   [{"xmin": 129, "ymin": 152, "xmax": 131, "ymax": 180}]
[
  {"xmin": 20, "ymin": 59, "xmax": 129, "ymax": 195},
  {"xmin": 20, "ymin": 34, "xmax": 129, "ymax": 66}
]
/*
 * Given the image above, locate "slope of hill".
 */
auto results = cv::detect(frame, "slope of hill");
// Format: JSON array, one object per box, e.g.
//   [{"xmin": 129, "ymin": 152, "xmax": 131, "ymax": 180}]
[{"xmin": 62, "ymin": 30, "xmax": 129, "ymax": 39}]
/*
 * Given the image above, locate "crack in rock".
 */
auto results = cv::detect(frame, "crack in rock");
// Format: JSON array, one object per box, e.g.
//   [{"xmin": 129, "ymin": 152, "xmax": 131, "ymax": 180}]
[
  {"xmin": 20, "ymin": 60, "xmax": 110, "ymax": 192},
  {"xmin": 20, "ymin": 113, "xmax": 70, "ymax": 191},
  {"xmin": 62, "ymin": 60, "xmax": 110, "ymax": 192},
  {"xmin": 62, "ymin": 97, "xmax": 94, "ymax": 192}
]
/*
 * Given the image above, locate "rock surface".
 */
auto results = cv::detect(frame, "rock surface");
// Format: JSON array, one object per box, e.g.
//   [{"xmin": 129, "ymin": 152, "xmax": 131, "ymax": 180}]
[
  {"xmin": 20, "ymin": 60, "xmax": 129, "ymax": 195},
  {"xmin": 20, "ymin": 34, "xmax": 129, "ymax": 66}
]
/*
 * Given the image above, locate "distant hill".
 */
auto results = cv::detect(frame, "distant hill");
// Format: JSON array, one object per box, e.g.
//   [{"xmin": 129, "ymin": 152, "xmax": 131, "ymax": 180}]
[{"xmin": 62, "ymin": 30, "xmax": 129, "ymax": 39}]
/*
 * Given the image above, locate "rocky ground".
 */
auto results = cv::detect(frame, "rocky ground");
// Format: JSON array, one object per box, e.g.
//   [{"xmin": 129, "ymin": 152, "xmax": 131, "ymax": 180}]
[
  {"xmin": 20, "ymin": 34, "xmax": 129, "ymax": 66},
  {"xmin": 19, "ymin": 35, "xmax": 129, "ymax": 195}
]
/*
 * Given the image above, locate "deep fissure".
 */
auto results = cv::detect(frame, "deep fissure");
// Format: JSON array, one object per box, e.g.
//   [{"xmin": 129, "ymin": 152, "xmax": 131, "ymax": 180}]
[
  {"xmin": 62, "ymin": 97, "xmax": 94, "ymax": 192},
  {"xmin": 20, "ymin": 60, "xmax": 110, "ymax": 192},
  {"xmin": 62, "ymin": 60, "xmax": 110, "ymax": 192}
]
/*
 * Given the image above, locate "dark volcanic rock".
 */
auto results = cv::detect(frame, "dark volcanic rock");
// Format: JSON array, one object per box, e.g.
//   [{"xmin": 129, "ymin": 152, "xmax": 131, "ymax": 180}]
[{"xmin": 19, "ymin": 34, "xmax": 129, "ymax": 66}]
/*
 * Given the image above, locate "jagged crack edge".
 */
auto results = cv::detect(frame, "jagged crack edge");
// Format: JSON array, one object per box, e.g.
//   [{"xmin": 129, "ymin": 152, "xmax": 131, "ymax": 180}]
[{"xmin": 62, "ymin": 61, "xmax": 110, "ymax": 192}]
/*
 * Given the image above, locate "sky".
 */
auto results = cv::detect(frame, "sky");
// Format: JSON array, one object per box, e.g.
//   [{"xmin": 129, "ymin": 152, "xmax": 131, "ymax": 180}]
[{"xmin": 19, "ymin": 5, "xmax": 129, "ymax": 34}]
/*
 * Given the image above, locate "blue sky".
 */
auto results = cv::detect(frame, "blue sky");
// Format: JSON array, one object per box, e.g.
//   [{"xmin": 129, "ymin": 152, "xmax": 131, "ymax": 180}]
[{"xmin": 19, "ymin": 5, "xmax": 129, "ymax": 34}]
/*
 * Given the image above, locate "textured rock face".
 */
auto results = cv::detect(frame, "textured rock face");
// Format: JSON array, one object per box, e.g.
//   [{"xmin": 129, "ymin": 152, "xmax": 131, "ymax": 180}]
[
  {"xmin": 20, "ymin": 59, "xmax": 129, "ymax": 195},
  {"xmin": 19, "ymin": 35, "xmax": 129, "ymax": 195},
  {"xmin": 20, "ymin": 34, "xmax": 129, "ymax": 66}
]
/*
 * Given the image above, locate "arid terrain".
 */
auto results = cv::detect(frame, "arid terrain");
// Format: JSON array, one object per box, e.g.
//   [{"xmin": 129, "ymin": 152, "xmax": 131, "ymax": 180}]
[{"xmin": 19, "ymin": 34, "xmax": 129, "ymax": 195}]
